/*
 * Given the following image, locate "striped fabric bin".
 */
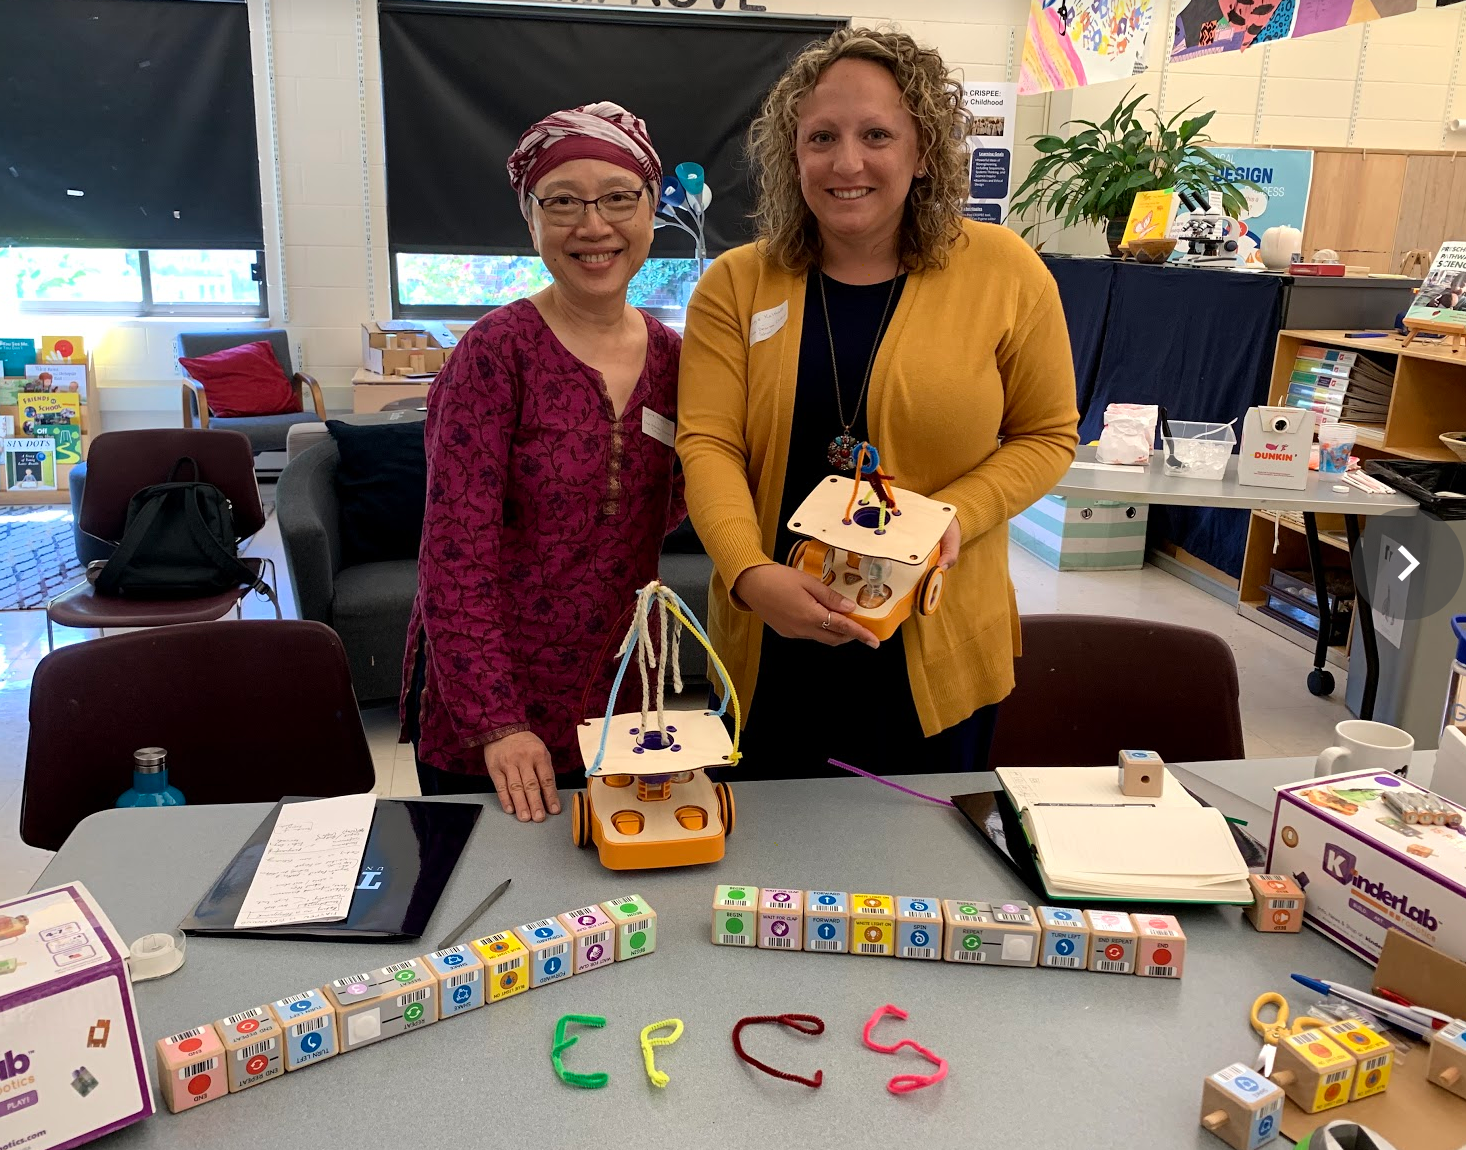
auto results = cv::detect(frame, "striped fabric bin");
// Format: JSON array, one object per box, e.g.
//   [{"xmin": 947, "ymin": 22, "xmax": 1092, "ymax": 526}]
[{"xmin": 1009, "ymin": 495, "xmax": 1148, "ymax": 571}]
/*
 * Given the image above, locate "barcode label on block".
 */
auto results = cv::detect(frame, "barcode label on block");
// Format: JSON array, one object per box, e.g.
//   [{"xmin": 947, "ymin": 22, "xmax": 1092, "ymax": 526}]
[
  {"xmin": 720, "ymin": 934, "xmax": 752, "ymax": 946},
  {"xmin": 1323, "ymin": 1068, "xmax": 1351, "ymax": 1085},
  {"xmin": 332, "ymin": 974, "xmax": 372, "ymax": 990},
  {"xmin": 993, "ymin": 911, "xmax": 1028, "ymax": 923},
  {"xmin": 277, "ymin": 992, "xmax": 316, "ymax": 1007},
  {"xmin": 625, "ymin": 918, "xmax": 650, "ymax": 934},
  {"xmin": 292, "ymin": 1016, "xmax": 327, "ymax": 1035},
  {"xmin": 764, "ymin": 936, "xmax": 793, "ymax": 948},
  {"xmin": 522, "ymin": 918, "xmax": 558, "ymax": 931},
  {"xmin": 397, "ymin": 988, "xmax": 430, "ymax": 1006},
  {"xmin": 1270, "ymin": 899, "xmax": 1299, "ymax": 909},
  {"xmin": 180, "ymin": 1058, "xmax": 218, "ymax": 1078},
  {"xmin": 1045, "ymin": 955, "xmax": 1082, "ymax": 968},
  {"xmin": 239, "ymin": 1039, "xmax": 276, "ymax": 1059},
  {"xmin": 224, "ymin": 1009, "xmax": 265, "ymax": 1026},
  {"xmin": 857, "ymin": 943, "xmax": 887, "ymax": 954},
  {"xmin": 165, "ymin": 1027, "xmax": 205, "ymax": 1045},
  {"xmin": 953, "ymin": 950, "xmax": 986, "ymax": 963},
  {"xmin": 445, "ymin": 971, "xmax": 479, "ymax": 989},
  {"xmin": 1144, "ymin": 965, "xmax": 1176, "ymax": 977},
  {"xmin": 808, "ymin": 939, "xmax": 842, "ymax": 951},
  {"xmin": 1095, "ymin": 960, "xmax": 1130, "ymax": 973},
  {"xmin": 583, "ymin": 930, "xmax": 611, "ymax": 946},
  {"xmin": 541, "ymin": 943, "xmax": 568, "ymax": 958},
  {"xmin": 383, "ymin": 960, "xmax": 418, "ymax": 974},
  {"xmin": 901, "ymin": 947, "xmax": 936, "ymax": 960},
  {"xmin": 1361, "ymin": 1054, "xmax": 1389, "ymax": 1073},
  {"xmin": 495, "ymin": 956, "xmax": 524, "ymax": 972}
]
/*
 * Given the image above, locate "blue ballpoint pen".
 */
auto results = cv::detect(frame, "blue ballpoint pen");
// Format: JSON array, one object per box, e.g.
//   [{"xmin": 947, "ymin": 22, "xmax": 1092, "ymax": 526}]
[{"xmin": 1290, "ymin": 973, "xmax": 1443, "ymax": 1036}]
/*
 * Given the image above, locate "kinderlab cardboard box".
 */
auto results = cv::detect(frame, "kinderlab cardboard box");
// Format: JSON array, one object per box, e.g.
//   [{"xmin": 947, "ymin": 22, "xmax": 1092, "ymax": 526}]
[
  {"xmin": 1239, "ymin": 406, "xmax": 1315, "ymax": 490},
  {"xmin": 1267, "ymin": 769, "xmax": 1466, "ymax": 964},
  {"xmin": 0, "ymin": 883, "xmax": 153, "ymax": 1148}
]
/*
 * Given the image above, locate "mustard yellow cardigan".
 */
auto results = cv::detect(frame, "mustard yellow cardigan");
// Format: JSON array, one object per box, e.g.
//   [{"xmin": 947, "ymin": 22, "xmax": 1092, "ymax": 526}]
[{"xmin": 676, "ymin": 220, "xmax": 1080, "ymax": 736}]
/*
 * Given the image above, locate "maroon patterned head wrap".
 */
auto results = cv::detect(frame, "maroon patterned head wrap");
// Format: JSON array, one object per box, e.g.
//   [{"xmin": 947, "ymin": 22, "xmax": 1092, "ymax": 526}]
[{"xmin": 506, "ymin": 101, "xmax": 662, "ymax": 219}]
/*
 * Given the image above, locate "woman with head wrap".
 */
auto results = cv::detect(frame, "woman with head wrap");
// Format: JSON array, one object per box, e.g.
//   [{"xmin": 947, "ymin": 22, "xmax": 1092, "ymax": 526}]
[{"xmin": 401, "ymin": 102, "xmax": 684, "ymax": 820}]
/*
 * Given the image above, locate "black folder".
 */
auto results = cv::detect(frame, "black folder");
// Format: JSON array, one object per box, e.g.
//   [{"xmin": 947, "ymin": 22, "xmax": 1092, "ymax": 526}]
[{"xmin": 180, "ymin": 797, "xmax": 481, "ymax": 941}]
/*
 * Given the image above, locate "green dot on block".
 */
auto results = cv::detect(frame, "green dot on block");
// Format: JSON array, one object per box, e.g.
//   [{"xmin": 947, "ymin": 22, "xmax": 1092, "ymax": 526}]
[
  {"xmin": 963, "ymin": 934, "xmax": 980, "ymax": 950},
  {"xmin": 620, "ymin": 902, "xmax": 638, "ymax": 914},
  {"xmin": 960, "ymin": 905, "xmax": 978, "ymax": 915},
  {"xmin": 630, "ymin": 930, "xmax": 647, "ymax": 950},
  {"xmin": 728, "ymin": 888, "xmax": 746, "ymax": 900},
  {"xmin": 727, "ymin": 917, "xmax": 744, "ymax": 934}
]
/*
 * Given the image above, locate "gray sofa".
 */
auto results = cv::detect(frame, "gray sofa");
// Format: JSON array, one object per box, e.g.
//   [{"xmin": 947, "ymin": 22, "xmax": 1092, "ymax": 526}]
[{"xmin": 275, "ymin": 418, "xmax": 714, "ymax": 705}]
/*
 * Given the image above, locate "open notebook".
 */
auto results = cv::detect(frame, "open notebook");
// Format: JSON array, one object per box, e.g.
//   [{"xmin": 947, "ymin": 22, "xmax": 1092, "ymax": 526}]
[{"xmin": 996, "ymin": 766, "xmax": 1251, "ymax": 903}]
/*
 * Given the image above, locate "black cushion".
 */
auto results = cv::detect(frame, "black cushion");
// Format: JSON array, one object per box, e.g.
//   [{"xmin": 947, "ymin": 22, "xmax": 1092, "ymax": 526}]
[{"xmin": 327, "ymin": 419, "xmax": 427, "ymax": 566}]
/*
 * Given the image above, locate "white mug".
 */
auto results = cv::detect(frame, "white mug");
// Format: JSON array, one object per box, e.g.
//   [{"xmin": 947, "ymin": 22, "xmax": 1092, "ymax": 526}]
[{"xmin": 1314, "ymin": 720, "xmax": 1414, "ymax": 778}]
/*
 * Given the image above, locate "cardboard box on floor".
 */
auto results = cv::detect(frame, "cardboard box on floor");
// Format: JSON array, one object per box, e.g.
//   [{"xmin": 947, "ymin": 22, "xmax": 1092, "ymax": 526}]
[
  {"xmin": 360, "ymin": 321, "xmax": 456, "ymax": 377},
  {"xmin": 1279, "ymin": 931, "xmax": 1466, "ymax": 1148}
]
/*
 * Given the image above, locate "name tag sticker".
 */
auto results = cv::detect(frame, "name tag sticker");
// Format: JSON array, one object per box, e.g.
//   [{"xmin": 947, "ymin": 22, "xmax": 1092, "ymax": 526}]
[
  {"xmin": 749, "ymin": 300, "xmax": 788, "ymax": 347},
  {"xmin": 641, "ymin": 407, "xmax": 675, "ymax": 447}
]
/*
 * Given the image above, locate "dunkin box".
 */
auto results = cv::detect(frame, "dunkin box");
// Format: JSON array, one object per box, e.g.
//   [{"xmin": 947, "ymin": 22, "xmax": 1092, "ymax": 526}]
[
  {"xmin": 1267, "ymin": 769, "xmax": 1466, "ymax": 964},
  {"xmin": 0, "ymin": 883, "xmax": 153, "ymax": 1147}
]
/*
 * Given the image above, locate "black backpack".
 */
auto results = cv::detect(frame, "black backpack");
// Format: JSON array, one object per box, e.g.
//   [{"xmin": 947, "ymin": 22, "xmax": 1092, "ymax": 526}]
[{"xmin": 93, "ymin": 457, "xmax": 277, "ymax": 607}]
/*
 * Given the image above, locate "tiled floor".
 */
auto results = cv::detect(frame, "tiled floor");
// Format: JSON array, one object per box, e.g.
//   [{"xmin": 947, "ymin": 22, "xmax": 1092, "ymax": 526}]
[{"xmin": 0, "ymin": 512, "xmax": 1352, "ymax": 900}]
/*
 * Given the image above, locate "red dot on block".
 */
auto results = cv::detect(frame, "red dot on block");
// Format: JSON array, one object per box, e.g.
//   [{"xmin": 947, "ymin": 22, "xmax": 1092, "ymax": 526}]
[
  {"xmin": 177, "ymin": 1038, "xmax": 203, "ymax": 1054},
  {"xmin": 1309, "ymin": 1043, "xmax": 1332, "ymax": 1058},
  {"xmin": 1325, "ymin": 1083, "xmax": 1341, "ymax": 1101},
  {"xmin": 236, "ymin": 1018, "xmax": 258, "ymax": 1035},
  {"xmin": 1152, "ymin": 947, "xmax": 1172, "ymax": 965},
  {"xmin": 187, "ymin": 1073, "xmax": 212, "ymax": 1095}
]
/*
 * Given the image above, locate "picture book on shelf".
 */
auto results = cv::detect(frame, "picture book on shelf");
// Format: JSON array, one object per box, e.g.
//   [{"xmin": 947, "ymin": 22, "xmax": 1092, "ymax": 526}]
[
  {"xmin": 3, "ymin": 438, "xmax": 57, "ymax": 491},
  {"xmin": 1120, "ymin": 189, "xmax": 1178, "ymax": 249},
  {"xmin": 1405, "ymin": 241, "xmax": 1466, "ymax": 330},
  {"xmin": 0, "ymin": 379, "xmax": 20, "ymax": 409},
  {"xmin": 24, "ymin": 363, "xmax": 87, "ymax": 402},
  {"xmin": 40, "ymin": 335, "xmax": 86, "ymax": 365},
  {"xmin": 0, "ymin": 339, "xmax": 37, "ymax": 377},
  {"xmin": 17, "ymin": 393, "xmax": 81, "ymax": 464}
]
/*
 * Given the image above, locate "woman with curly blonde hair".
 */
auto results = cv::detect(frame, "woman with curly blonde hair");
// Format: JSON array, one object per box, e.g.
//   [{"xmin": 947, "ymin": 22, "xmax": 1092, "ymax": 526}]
[{"xmin": 676, "ymin": 28, "xmax": 1079, "ymax": 779}]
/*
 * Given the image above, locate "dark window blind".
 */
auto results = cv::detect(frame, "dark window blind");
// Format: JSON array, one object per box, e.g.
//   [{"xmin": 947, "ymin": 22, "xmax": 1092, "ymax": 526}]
[
  {"xmin": 378, "ymin": 1, "xmax": 845, "ymax": 258},
  {"xmin": 0, "ymin": 0, "xmax": 263, "ymax": 249}
]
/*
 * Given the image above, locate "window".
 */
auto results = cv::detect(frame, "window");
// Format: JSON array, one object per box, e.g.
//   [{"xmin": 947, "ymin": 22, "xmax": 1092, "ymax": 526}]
[
  {"xmin": 393, "ymin": 253, "xmax": 702, "ymax": 320},
  {"xmin": 0, "ymin": 247, "xmax": 267, "ymax": 316}
]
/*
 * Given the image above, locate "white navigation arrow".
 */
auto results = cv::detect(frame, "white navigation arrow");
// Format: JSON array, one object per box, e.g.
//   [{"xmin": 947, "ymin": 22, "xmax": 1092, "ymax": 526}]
[{"xmin": 1398, "ymin": 546, "xmax": 1420, "ymax": 582}]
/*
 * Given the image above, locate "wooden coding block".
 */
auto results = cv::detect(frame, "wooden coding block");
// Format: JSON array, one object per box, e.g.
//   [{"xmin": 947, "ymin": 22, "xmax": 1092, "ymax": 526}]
[
  {"xmin": 1322, "ymin": 1020, "xmax": 1392, "ymax": 1099},
  {"xmin": 600, "ymin": 893, "xmax": 657, "ymax": 960},
  {"xmin": 942, "ymin": 900, "xmax": 991, "ymax": 963},
  {"xmin": 1135, "ymin": 913, "xmax": 1187, "ymax": 978},
  {"xmin": 1037, "ymin": 906, "xmax": 1089, "ymax": 969},
  {"xmin": 1270, "ymin": 1029, "xmax": 1355, "ymax": 1113},
  {"xmin": 469, "ymin": 931, "xmax": 530, "ymax": 1002},
  {"xmin": 1427, "ymin": 1018, "xmax": 1466, "ymax": 1099},
  {"xmin": 513, "ymin": 918, "xmax": 574, "ymax": 987},
  {"xmin": 803, "ymin": 890, "xmax": 850, "ymax": 953},
  {"xmin": 155, "ymin": 1025, "xmax": 228, "ymax": 1113},
  {"xmin": 323, "ymin": 959, "xmax": 440, "ymax": 1052},
  {"xmin": 1199, "ymin": 1062, "xmax": 1284, "ymax": 1149},
  {"xmin": 894, "ymin": 896, "xmax": 943, "ymax": 960},
  {"xmin": 942, "ymin": 900, "xmax": 1039, "ymax": 966},
  {"xmin": 850, "ymin": 893, "xmax": 896, "ymax": 956},
  {"xmin": 1084, "ymin": 909, "xmax": 1139, "ymax": 974},
  {"xmin": 422, "ymin": 945, "xmax": 486, "ymax": 1017},
  {"xmin": 757, "ymin": 888, "xmax": 804, "ymax": 951},
  {"xmin": 1119, "ymin": 749, "xmax": 1165, "ymax": 797},
  {"xmin": 212, "ymin": 1006, "xmax": 284, "ymax": 1093},
  {"xmin": 558, "ymin": 905, "xmax": 617, "ymax": 971},
  {"xmin": 710, "ymin": 885, "xmax": 759, "ymax": 947},
  {"xmin": 1243, "ymin": 874, "xmax": 1305, "ymax": 933},
  {"xmin": 267, "ymin": 989, "xmax": 338, "ymax": 1071}
]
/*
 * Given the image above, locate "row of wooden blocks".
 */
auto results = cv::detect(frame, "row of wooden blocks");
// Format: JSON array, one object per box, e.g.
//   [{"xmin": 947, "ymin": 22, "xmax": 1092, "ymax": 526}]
[
  {"xmin": 1201, "ymin": 1018, "xmax": 1466, "ymax": 1148},
  {"xmin": 154, "ymin": 894, "xmax": 656, "ymax": 1113},
  {"xmin": 710, "ymin": 886, "xmax": 1186, "ymax": 977}
]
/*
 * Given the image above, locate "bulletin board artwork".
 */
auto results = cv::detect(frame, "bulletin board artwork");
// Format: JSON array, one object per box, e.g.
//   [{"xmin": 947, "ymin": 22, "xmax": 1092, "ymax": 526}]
[
  {"xmin": 1170, "ymin": 0, "xmax": 1418, "ymax": 63},
  {"xmin": 1018, "ymin": 0, "xmax": 1156, "ymax": 95}
]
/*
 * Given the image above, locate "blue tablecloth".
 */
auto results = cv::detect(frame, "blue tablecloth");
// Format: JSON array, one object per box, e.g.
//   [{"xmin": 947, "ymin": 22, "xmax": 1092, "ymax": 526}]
[{"xmin": 1044, "ymin": 256, "xmax": 1285, "ymax": 577}]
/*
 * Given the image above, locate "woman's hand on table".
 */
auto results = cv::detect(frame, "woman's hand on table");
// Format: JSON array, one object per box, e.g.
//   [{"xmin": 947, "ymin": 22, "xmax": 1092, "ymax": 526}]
[
  {"xmin": 733, "ymin": 563, "xmax": 879, "ymax": 649},
  {"xmin": 483, "ymin": 732, "xmax": 562, "ymax": 822}
]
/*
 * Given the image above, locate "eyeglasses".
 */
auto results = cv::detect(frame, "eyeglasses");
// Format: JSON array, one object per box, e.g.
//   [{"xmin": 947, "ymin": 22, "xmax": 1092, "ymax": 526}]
[{"xmin": 529, "ymin": 188, "xmax": 648, "ymax": 224}]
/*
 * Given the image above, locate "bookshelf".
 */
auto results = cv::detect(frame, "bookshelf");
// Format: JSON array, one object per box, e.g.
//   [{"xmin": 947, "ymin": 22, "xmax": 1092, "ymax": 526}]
[
  {"xmin": 0, "ymin": 353, "xmax": 96, "ymax": 508},
  {"xmin": 1238, "ymin": 329, "xmax": 1466, "ymax": 669}
]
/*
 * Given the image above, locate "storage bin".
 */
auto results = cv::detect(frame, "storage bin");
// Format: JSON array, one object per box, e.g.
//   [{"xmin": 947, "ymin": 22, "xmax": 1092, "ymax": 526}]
[{"xmin": 1009, "ymin": 495, "xmax": 1148, "ymax": 571}]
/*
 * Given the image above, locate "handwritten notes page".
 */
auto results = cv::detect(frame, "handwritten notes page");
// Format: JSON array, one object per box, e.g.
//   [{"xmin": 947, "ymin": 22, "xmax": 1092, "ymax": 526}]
[{"xmin": 234, "ymin": 794, "xmax": 377, "ymax": 929}]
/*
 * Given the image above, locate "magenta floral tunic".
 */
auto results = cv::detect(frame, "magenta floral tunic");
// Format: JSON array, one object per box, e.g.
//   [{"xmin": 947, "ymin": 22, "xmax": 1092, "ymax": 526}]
[{"xmin": 401, "ymin": 298, "xmax": 683, "ymax": 777}]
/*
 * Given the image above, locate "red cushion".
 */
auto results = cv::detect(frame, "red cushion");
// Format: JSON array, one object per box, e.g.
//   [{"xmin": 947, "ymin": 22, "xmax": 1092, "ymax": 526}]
[{"xmin": 178, "ymin": 340, "xmax": 301, "ymax": 418}]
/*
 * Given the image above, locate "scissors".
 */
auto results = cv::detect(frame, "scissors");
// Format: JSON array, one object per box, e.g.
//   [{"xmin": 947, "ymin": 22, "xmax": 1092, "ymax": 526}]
[{"xmin": 1250, "ymin": 992, "xmax": 1331, "ymax": 1075}]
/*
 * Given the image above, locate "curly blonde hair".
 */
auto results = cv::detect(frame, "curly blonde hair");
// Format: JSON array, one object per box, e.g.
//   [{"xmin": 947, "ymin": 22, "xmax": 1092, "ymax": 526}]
[{"xmin": 746, "ymin": 27, "xmax": 973, "ymax": 273}]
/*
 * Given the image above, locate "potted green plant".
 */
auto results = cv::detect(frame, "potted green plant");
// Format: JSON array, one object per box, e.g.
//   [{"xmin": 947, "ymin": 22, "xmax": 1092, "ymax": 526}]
[{"xmin": 1011, "ymin": 91, "xmax": 1253, "ymax": 256}]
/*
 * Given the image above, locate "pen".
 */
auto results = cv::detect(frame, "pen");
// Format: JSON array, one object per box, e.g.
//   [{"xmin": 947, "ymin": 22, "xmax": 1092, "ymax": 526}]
[
  {"xmin": 436, "ymin": 877, "xmax": 512, "ymax": 951},
  {"xmin": 1374, "ymin": 987, "xmax": 1455, "ymax": 1026},
  {"xmin": 1290, "ymin": 974, "xmax": 1438, "ymax": 1036},
  {"xmin": 1031, "ymin": 802, "xmax": 1157, "ymax": 808}
]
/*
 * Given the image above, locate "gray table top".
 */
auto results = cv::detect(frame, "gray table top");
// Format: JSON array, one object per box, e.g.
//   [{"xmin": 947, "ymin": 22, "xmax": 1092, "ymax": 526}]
[
  {"xmin": 33, "ymin": 761, "xmax": 1380, "ymax": 1148},
  {"xmin": 1054, "ymin": 445, "xmax": 1419, "ymax": 515}
]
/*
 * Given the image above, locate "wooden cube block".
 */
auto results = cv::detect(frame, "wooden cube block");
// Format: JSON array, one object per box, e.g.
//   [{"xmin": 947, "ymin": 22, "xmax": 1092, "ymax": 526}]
[
  {"xmin": 941, "ymin": 900, "xmax": 990, "ymax": 963},
  {"xmin": 1199, "ymin": 1062, "xmax": 1284, "ymax": 1149},
  {"xmin": 600, "ymin": 893, "xmax": 657, "ymax": 960},
  {"xmin": 323, "ymin": 959, "xmax": 440, "ymax": 1051},
  {"xmin": 267, "ymin": 989, "xmax": 338, "ymax": 1071},
  {"xmin": 758, "ymin": 888, "xmax": 804, "ymax": 951},
  {"xmin": 1426, "ymin": 1018, "xmax": 1466, "ymax": 1099},
  {"xmin": 1322, "ymin": 1020, "xmax": 1393, "ymax": 1099},
  {"xmin": 469, "ymin": 931, "xmax": 530, "ymax": 1002},
  {"xmin": 212, "ymin": 1006, "xmax": 284, "ymax": 1092},
  {"xmin": 1037, "ymin": 906, "xmax": 1089, "ymax": 969},
  {"xmin": 1270, "ymin": 1029, "xmax": 1355, "ymax": 1113},
  {"xmin": 1084, "ymin": 910, "xmax": 1139, "ymax": 973},
  {"xmin": 1243, "ymin": 874, "xmax": 1305, "ymax": 933},
  {"xmin": 422, "ymin": 944, "xmax": 486, "ymax": 1017},
  {"xmin": 513, "ymin": 918, "xmax": 575, "ymax": 987},
  {"xmin": 711, "ymin": 885, "xmax": 759, "ymax": 947},
  {"xmin": 941, "ymin": 900, "xmax": 1039, "ymax": 966},
  {"xmin": 1135, "ymin": 913, "xmax": 1187, "ymax": 978},
  {"xmin": 850, "ymin": 893, "xmax": 896, "ymax": 956},
  {"xmin": 1119, "ymin": 749, "xmax": 1165, "ymax": 797},
  {"xmin": 155, "ymin": 1025, "xmax": 227, "ymax": 1113},
  {"xmin": 559, "ymin": 905, "xmax": 617, "ymax": 971},
  {"xmin": 803, "ymin": 890, "xmax": 850, "ymax": 952},
  {"xmin": 895, "ymin": 896, "xmax": 943, "ymax": 960}
]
